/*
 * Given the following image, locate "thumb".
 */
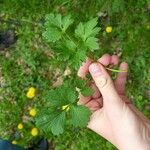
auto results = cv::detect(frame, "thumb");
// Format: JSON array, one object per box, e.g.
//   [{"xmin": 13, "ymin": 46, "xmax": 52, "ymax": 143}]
[{"xmin": 89, "ymin": 63, "xmax": 124, "ymax": 109}]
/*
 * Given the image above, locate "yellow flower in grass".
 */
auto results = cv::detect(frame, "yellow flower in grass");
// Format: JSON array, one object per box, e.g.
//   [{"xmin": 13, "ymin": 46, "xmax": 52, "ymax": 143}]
[
  {"xmin": 106, "ymin": 26, "xmax": 112, "ymax": 33},
  {"xmin": 26, "ymin": 87, "xmax": 36, "ymax": 99},
  {"xmin": 62, "ymin": 104, "xmax": 70, "ymax": 112},
  {"xmin": 31, "ymin": 128, "xmax": 39, "ymax": 136},
  {"xmin": 29, "ymin": 108, "xmax": 37, "ymax": 117},
  {"xmin": 12, "ymin": 140, "xmax": 17, "ymax": 145},
  {"xmin": 17, "ymin": 123, "xmax": 24, "ymax": 130}
]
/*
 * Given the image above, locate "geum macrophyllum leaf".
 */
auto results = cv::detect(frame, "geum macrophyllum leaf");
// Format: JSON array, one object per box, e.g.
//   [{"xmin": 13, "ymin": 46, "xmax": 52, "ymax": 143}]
[
  {"xmin": 43, "ymin": 28, "xmax": 62, "ymax": 42},
  {"xmin": 50, "ymin": 112, "xmax": 66, "ymax": 135},
  {"xmin": 36, "ymin": 109, "xmax": 66, "ymax": 135},
  {"xmin": 43, "ymin": 13, "xmax": 73, "ymax": 42},
  {"xmin": 84, "ymin": 18, "xmax": 100, "ymax": 38},
  {"xmin": 75, "ymin": 22, "xmax": 85, "ymax": 41},
  {"xmin": 71, "ymin": 105, "xmax": 91, "ymax": 127},
  {"xmin": 70, "ymin": 48, "xmax": 86, "ymax": 69},
  {"xmin": 46, "ymin": 85, "xmax": 77, "ymax": 107},
  {"xmin": 62, "ymin": 15, "xmax": 74, "ymax": 32},
  {"xmin": 85, "ymin": 37, "xmax": 99, "ymax": 51},
  {"xmin": 75, "ymin": 17, "xmax": 100, "ymax": 41},
  {"xmin": 75, "ymin": 17, "xmax": 100, "ymax": 51}
]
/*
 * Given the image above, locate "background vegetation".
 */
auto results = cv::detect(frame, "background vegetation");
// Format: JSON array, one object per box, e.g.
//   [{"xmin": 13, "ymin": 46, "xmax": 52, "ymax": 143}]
[{"xmin": 0, "ymin": 0, "xmax": 150, "ymax": 149}]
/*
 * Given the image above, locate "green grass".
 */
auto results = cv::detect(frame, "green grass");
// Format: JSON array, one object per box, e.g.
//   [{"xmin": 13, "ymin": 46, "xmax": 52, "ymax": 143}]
[{"xmin": 0, "ymin": 0, "xmax": 150, "ymax": 149}]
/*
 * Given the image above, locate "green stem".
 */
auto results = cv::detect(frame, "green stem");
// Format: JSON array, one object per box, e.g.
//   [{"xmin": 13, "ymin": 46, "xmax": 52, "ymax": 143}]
[{"xmin": 106, "ymin": 67, "xmax": 128, "ymax": 73}]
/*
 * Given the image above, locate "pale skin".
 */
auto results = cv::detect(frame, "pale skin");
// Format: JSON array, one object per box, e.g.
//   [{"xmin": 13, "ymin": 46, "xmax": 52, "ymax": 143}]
[{"xmin": 78, "ymin": 54, "xmax": 150, "ymax": 150}]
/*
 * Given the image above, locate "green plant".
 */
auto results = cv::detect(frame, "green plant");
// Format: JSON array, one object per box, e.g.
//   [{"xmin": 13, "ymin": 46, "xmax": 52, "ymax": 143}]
[
  {"xmin": 36, "ymin": 13, "xmax": 128, "ymax": 136},
  {"xmin": 0, "ymin": 0, "xmax": 150, "ymax": 149},
  {"xmin": 35, "ymin": 13, "xmax": 102, "ymax": 135}
]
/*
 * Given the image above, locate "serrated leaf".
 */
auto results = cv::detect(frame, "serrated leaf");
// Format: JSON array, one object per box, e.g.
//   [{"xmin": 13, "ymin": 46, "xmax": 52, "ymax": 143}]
[
  {"xmin": 46, "ymin": 84, "xmax": 77, "ymax": 106},
  {"xmin": 44, "ymin": 13, "xmax": 73, "ymax": 43},
  {"xmin": 50, "ymin": 112, "xmax": 66, "ymax": 135},
  {"xmin": 81, "ymin": 87, "xmax": 94, "ymax": 97},
  {"xmin": 45, "ymin": 13, "xmax": 62, "ymax": 28},
  {"xmin": 70, "ymin": 48, "xmax": 87, "ymax": 69},
  {"xmin": 84, "ymin": 18, "xmax": 100, "ymax": 38},
  {"xmin": 75, "ymin": 17, "xmax": 100, "ymax": 42},
  {"xmin": 43, "ymin": 28, "xmax": 62, "ymax": 42},
  {"xmin": 71, "ymin": 105, "xmax": 91, "ymax": 127},
  {"xmin": 36, "ymin": 109, "xmax": 66, "ymax": 135},
  {"xmin": 75, "ymin": 22, "xmax": 85, "ymax": 40},
  {"xmin": 62, "ymin": 15, "xmax": 73, "ymax": 32},
  {"xmin": 65, "ymin": 40, "xmax": 77, "ymax": 51},
  {"xmin": 85, "ymin": 37, "xmax": 99, "ymax": 50},
  {"xmin": 35, "ymin": 108, "xmax": 57, "ymax": 133}
]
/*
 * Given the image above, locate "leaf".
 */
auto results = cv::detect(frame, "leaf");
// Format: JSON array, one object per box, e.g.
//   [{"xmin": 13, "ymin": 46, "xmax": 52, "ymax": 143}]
[
  {"xmin": 75, "ymin": 22, "xmax": 85, "ymax": 40},
  {"xmin": 46, "ymin": 84, "xmax": 77, "ymax": 106},
  {"xmin": 43, "ymin": 28, "xmax": 62, "ymax": 42},
  {"xmin": 84, "ymin": 18, "xmax": 100, "ymax": 38},
  {"xmin": 36, "ymin": 109, "xmax": 66, "ymax": 135},
  {"xmin": 43, "ymin": 13, "xmax": 73, "ymax": 43},
  {"xmin": 70, "ymin": 48, "xmax": 87, "ymax": 69},
  {"xmin": 50, "ymin": 112, "xmax": 66, "ymax": 135},
  {"xmin": 81, "ymin": 87, "xmax": 94, "ymax": 97},
  {"xmin": 85, "ymin": 37, "xmax": 99, "ymax": 50},
  {"xmin": 35, "ymin": 108, "xmax": 57, "ymax": 133},
  {"xmin": 62, "ymin": 15, "xmax": 74, "ymax": 32},
  {"xmin": 45, "ymin": 13, "xmax": 62, "ymax": 28},
  {"xmin": 71, "ymin": 105, "xmax": 91, "ymax": 127},
  {"xmin": 65, "ymin": 40, "xmax": 77, "ymax": 51},
  {"xmin": 75, "ymin": 17, "xmax": 100, "ymax": 42}
]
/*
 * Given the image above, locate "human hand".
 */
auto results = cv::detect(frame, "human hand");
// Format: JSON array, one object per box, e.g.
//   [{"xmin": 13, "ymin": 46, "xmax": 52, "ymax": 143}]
[{"xmin": 78, "ymin": 54, "xmax": 150, "ymax": 150}]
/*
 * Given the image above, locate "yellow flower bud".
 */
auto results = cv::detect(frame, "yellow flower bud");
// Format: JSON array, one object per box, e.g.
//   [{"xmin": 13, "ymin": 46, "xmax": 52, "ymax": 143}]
[
  {"xmin": 26, "ymin": 87, "xmax": 36, "ymax": 99},
  {"xmin": 17, "ymin": 123, "xmax": 24, "ymax": 130},
  {"xmin": 62, "ymin": 104, "xmax": 70, "ymax": 112},
  {"xmin": 29, "ymin": 108, "xmax": 37, "ymax": 117},
  {"xmin": 31, "ymin": 127, "xmax": 39, "ymax": 136},
  {"xmin": 106, "ymin": 26, "xmax": 112, "ymax": 33},
  {"xmin": 12, "ymin": 140, "xmax": 17, "ymax": 145}
]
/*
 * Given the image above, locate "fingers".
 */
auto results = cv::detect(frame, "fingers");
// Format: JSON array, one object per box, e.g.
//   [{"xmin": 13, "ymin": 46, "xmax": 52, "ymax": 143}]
[
  {"xmin": 98, "ymin": 54, "xmax": 111, "ymax": 66},
  {"xmin": 77, "ymin": 58, "xmax": 93, "ymax": 78},
  {"xmin": 91, "ymin": 83, "xmax": 101, "ymax": 99},
  {"xmin": 78, "ymin": 94, "xmax": 91, "ymax": 105},
  {"xmin": 78, "ymin": 54, "xmax": 119, "ymax": 78},
  {"xmin": 114, "ymin": 62, "xmax": 128, "ymax": 94},
  {"xmin": 98, "ymin": 54, "xmax": 119, "ymax": 66},
  {"xmin": 89, "ymin": 63, "xmax": 123, "ymax": 108},
  {"xmin": 110, "ymin": 55, "xmax": 119, "ymax": 65},
  {"xmin": 85, "ymin": 98, "xmax": 103, "ymax": 112}
]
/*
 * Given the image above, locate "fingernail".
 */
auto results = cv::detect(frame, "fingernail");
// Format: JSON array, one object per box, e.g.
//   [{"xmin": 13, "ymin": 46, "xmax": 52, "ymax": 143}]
[{"xmin": 89, "ymin": 63, "xmax": 102, "ymax": 77}]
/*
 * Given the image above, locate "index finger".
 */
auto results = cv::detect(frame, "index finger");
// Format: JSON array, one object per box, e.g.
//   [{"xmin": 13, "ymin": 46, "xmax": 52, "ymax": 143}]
[{"xmin": 77, "ymin": 58, "xmax": 93, "ymax": 78}]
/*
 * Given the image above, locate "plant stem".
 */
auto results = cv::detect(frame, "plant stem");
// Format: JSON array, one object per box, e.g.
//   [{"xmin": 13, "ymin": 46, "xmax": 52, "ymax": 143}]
[{"xmin": 106, "ymin": 67, "xmax": 128, "ymax": 73}]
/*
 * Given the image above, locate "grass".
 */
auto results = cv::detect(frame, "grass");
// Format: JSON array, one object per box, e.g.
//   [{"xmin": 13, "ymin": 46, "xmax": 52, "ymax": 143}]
[{"xmin": 0, "ymin": 0, "xmax": 150, "ymax": 149}]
